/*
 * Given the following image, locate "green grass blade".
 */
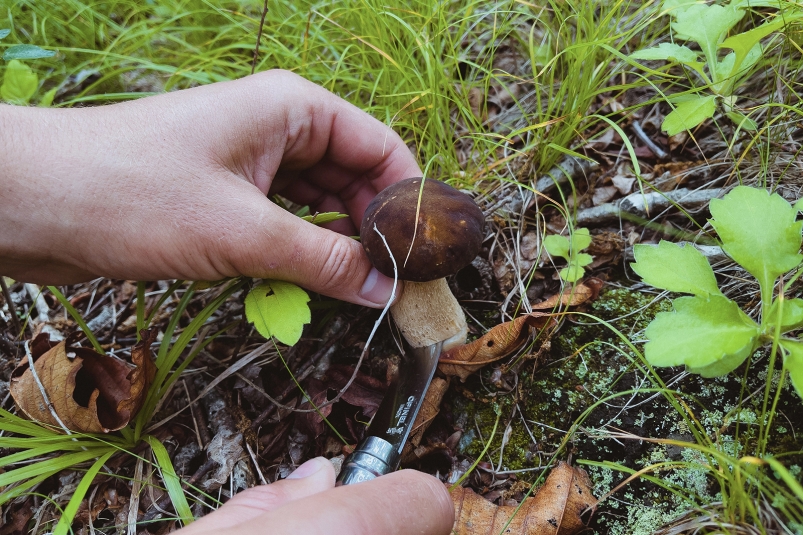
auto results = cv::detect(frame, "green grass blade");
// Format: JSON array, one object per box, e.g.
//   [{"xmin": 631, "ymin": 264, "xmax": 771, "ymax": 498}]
[
  {"xmin": 145, "ymin": 435, "xmax": 193, "ymax": 525},
  {"xmin": 46, "ymin": 285, "xmax": 104, "ymax": 354},
  {"xmin": 53, "ymin": 450, "xmax": 114, "ymax": 535}
]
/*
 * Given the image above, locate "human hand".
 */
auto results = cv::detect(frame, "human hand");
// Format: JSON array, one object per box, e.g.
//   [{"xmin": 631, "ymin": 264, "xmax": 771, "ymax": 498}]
[
  {"xmin": 177, "ymin": 458, "xmax": 454, "ymax": 535},
  {"xmin": 0, "ymin": 70, "xmax": 420, "ymax": 307}
]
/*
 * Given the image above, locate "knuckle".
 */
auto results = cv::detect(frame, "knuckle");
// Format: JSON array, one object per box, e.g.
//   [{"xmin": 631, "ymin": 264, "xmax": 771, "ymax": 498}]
[{"xmin": 314, "ymin": 238, "xmax": 363, "ymax": 295}]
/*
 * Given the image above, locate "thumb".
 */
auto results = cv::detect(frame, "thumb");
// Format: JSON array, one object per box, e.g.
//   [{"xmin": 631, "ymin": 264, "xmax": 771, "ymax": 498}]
[
  {"xmin": 180, "ymin": 457, "xmax": 335, "ymax": 534},
  {"xmin": 229, "ymin": 198, "xmax": 398, "ymax": 308},
  {"xmin": 233, "ymin": 469, "xmax": 454, "ymax": 535}
]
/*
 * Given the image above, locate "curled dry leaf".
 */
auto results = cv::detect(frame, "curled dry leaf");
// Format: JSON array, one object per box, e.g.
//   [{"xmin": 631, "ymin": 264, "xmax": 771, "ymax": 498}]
[
  {"xmin": 530, "ymin": 282, "xmax": 596, "ymax": 311},
  {"xmin": 439, "ymin": 314, "xmax": 557, "ymax": 381},
  {"xmin": 450, "ymin": 462, "xmax": 597, "ymax": 535},
  {"xmin": 401, "ymin": 376, "xmax": 450, "ymax": 463},
  {"xmin": 10, "ymin": 330, "xmax": 157, "ymax": 433}
]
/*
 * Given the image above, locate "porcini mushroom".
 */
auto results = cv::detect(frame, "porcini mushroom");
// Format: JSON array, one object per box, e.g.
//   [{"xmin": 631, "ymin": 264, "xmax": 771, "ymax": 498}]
[{"xmin": 361, "ymin": 177, "xmax": 484, "ymax": 350}]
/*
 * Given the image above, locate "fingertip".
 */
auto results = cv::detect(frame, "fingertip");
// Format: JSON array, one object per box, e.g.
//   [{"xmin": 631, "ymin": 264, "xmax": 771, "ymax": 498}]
[{"xmin": 358, "ymin": 268, "xmax": 403, "ymax": 308}]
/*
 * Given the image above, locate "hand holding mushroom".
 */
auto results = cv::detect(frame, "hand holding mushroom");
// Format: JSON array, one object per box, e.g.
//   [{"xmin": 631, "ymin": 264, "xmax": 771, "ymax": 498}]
[{"xmin": 361, "ymin": 177, "xmax": 485, "ymax": 351}]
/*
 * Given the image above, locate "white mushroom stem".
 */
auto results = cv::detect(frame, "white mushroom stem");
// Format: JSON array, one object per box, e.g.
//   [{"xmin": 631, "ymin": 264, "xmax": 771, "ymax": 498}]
[{"xmin": 390, "ymin": 278, "xmax": 467, "ymax": 351}]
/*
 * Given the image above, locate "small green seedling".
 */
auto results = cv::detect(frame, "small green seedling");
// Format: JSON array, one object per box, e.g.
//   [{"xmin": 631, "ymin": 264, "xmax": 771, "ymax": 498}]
[
  {"xmin": 245, "ymin": 280, "xmax": 311, "ymax": 346},
  {"xmin": 0, "ymin": 30, "xmax": 57, "ymax": 106},
  {"xmin": 632, "ymin": 186, "xmax": 803, "ymax": 400},
  {"xmin": 544, "ymin": 227, "xmax": 593, "ymax": 283},
  {"xmin": 630, "ymin": 0, "xmax": 803, "ymax": 135}
]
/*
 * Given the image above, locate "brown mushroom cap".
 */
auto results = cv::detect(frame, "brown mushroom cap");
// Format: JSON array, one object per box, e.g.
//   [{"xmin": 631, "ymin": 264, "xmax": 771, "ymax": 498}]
[{"xmin": 361, "ymin": 177, "xmax": 484, "ymax": 282}]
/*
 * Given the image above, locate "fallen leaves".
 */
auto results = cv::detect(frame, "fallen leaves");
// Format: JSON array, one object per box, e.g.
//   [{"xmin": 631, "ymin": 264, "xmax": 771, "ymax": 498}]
[
  {"xmin": 450, "ymin": 462, "xmax": 597, "ymax": 535},
  {"xmin": 438, "ymin": 313, "xmax": 556, "ymax": 381},
  {"xmin": 10, "ymin": 330, "xmax": 156, "ymax": 433}
]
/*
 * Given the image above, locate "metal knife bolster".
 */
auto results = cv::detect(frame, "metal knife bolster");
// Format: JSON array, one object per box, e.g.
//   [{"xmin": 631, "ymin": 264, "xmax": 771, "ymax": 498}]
[{"xmin": 336, "ymin": 342, "xmax": 443, "ymax": 486}]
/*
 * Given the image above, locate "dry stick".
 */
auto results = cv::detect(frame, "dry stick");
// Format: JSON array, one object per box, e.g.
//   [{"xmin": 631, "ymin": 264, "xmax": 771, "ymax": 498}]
[
  {"xmin": 24, "ymin": 341, "xmax": 74, "ymax": 437},
  {"xmin": 250, "ymin": 0, "xmax": 269, "ymax": 75},
  {"xmin": 245, "ymin": 441, "xmax": 268, "ymax": 485},
  {"xmin": 127, "ymin": 458, "xmax": 144, "ymax": 535},
  {"xmin": 631, "ymin": 120, "xmax": 668, "ymax": 159},
  {"xmin": 576, "ymin": 187, "xmax": 722, "ymax": 226},
  {"xmin": 0, "ymin": 277, "xmax": 21, "ymax": 335},
  {"xmin": 184, "ymin": 377, "xmax": 211, "ymax": 447}
]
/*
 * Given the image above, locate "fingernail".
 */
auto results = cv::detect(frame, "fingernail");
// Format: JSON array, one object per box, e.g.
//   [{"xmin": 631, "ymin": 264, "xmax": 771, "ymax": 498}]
[
  {"xmin": 287, "ymin": 457, "xmax": 325, "ymax": 480},
  {"xmin": 359, "ymin": 267, "xmax": 397, "ymax": 307}
]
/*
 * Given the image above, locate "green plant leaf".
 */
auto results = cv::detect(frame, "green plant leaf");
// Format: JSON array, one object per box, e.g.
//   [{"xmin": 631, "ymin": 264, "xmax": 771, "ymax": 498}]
[
  {"xmin": 662, "ymin": 0, "xmax": 702, "ymax": 16},
  {"xmin": 0, "ymin": 29, "xmax": 10, "ymax": 40},
  {"xmin": 779, "ymin": 339, "xmax": 803, "ymax": 400},
  {"xmin": 570, "ymin": 228, "xmax": 592, "ymax": 253},
  {"xmin": 632, "ymin": 241, "xmax": 721, "ymax": 296},
  {"xmin": 543, "ymin": 234, "xmax": 570, "ymax": 260},
  {"xmin": 662, "ymin": 94, "xmax": 717, "ymax": 135},
  {"xmin": 671, "ymin": 3, "xmax": 745, "ymax": 69},
  {"xmin": 53, "ymin": 451, "xmax": 114, "ymax": 535},
  {"xmin": 726, "ymin": 111, "xmax": 758, "ymax": 131},
  {"xmin": 1, "ymin": 59, "xmax": 37, "ymax": 104},
  {"xmin": 145, "ymin": 435, "xmax": 194, "ymax": 524},
  {"xmin": 709, "ymin": 186, "xmax": 803, "ymax": 298},
  {"xmin": 38, "ymin": 87, "xmax": 56, "ymax": 107},
  {"xmin": 645, "ymin": 294, "xmax": 760, "ymax": 377},
  {"xmin": 631, "ymin": 42, "xmax": 700, "ymax": 64},
  {"xmin": 768, "ymin": 298, "xmax": 803, "ymax": 332},
  {"xmin": 721, "ymin": 13, "xmax": 803, "ymax": 77},
  {"xmin": 245, "ymin": 280, "xmax": 311, "ymax": 346},
  {"xmin": 3, "ymin": 44, "xmax": 55, "ymax": 61},
  {"xmin": 301, "ymin": 211, "xmax": 350, "ymax": 225}
]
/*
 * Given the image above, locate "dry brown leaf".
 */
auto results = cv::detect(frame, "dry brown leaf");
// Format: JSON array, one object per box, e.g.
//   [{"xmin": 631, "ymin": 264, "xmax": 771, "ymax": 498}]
[
  {"xmin": 10, "ymin": 330, "xmax": 157, "ymax": 433},
  {"xmin": 438, "ymin": 314, "xmax": 556, "ymax": 381},
  {"xmin": 401, "ymin": 376, "xmax": 450, "ymax": 463},
  {"xmin": 450, "ymin": 462, "xmax": 597, "ymax": 535},
  {"xmin": 530, "ymin": 283, "xmax": 595, "ymax": 311}
]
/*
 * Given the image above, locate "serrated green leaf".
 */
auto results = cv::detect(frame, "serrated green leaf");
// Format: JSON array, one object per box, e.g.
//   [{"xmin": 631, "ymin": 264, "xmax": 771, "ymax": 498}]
[
  {"xmin": 3, "ymin": 44, "xmax": 55, "ymax": 61},
  {"xmin": 245, "ymin": 280, "xmax": 311, "ymax": 346},
  {"xmin": 570, "ymin": 228, "xmax": 592, "ymax": 253},
  {"xmin": 544, "ymin": 234, "xmax": 570, "ymax": 260},
  {"xmin": 631, "ymin": 42, "xmax": 700, "ymax": 64},
  {"xmin": 301, "ymin": 211, "xmax": 350, "ymax": 225},
  {"xmin": 662, "ymin": 94, "xmax": 717, "ymax": 135},
  {"xmin": 1, "ymin": 59, "xmax": 37, "ymax": 104},
  {"xmin": 780, "ymin": 339, "xmax": 803, "ymax": 400},
  {"xmin": 0, "ymin": 29, "xmax": 10, "ymax": 40},
  {"xmin": 710, "ymin": 186, "xmax": 803, "ymax": 297},
  {"xmin": 672, "ymin": 3, "xmax": 746, "ymax": 68},
  {"xmin": 645, "ymin": 294, "xmax": 759, "ymax": 377},
  {"xmin": 767, "ymin": 297, "xmax": 803, "ymax": 332},
  {"xmin": 726, "ymin": 111, "xmax": 758, "ymax": 131},
  {"xmin": 632, "ymin": 241, "xmax": 721, "ymax": 296}
]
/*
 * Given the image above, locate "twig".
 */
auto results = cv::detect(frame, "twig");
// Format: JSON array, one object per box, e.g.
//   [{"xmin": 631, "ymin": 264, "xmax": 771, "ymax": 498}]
[
  {"xmin": 127, "ymin": 458, "xmax": 144, "ymax": 535},
  {"xmin": 251, "ymin": 0, "xmax": 269, "ymax": 75},
  {"xmin": 245, "ymin": 442, "xmax": 268, "ymax": 485},
  {"xmin": 535, "ymin": 155, "xmax": 600, "ymax": 196},
  {"xmin": 24, "ymin": 341, "xmax": 74, "ymax": 437},
  {"xmin": 24, "ymin": 283, "xmax": 49, "ymax": 323},
  {"xmin": 632, "ymin": 120, "xmax": 668, "ymax": 159},
  {"xmin": 576, "ymin": 187, "xmax": 723, "ymax": 226},
  {"xmin": 0, "ymin": 277, "xmax": 21, "ymax": 335}
]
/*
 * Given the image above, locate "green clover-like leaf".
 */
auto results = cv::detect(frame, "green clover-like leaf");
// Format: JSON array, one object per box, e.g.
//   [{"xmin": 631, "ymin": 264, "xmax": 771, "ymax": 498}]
[
  {"xmin": 1, "ymin": 59, "xmax": 37, "ymax": 104},
  {"xmin": 726, "ymin": 111, "xmax": 758, "ymax": 131},
  {"xmin": 3, "ymin": 44, "xmax": 55, "ymax": 61},
  {"xmin": 245, "ymin": 280, "xmax": 311, "ymax": 346},
  {"xmin": 632, "ymin": 241, "xmax": 721, "ymax": 296},
  {"xmin": 545, "ymin": 228, "xmax": 593, "ymax": 283},
  {"xmin": 662, "ymin": 94, "xmax": 717, "ymax": 135},
  {"xmin": 570, "ymin": 228, "xmax": 592, "ymax": 253},
  {"xmin": 645, "ymin": 294, "xmax": 760, "ymax": 377},
  {"xmin": 543, "ymin": 234, "xmax": 570, "ymax": 260},
  {"xmin": 779, "ymin": 339, "xmax": 803, "ymax": 400},
  {"xmin": 710, "ymin": 186, "xmax": 803, "ymax": 298}
]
